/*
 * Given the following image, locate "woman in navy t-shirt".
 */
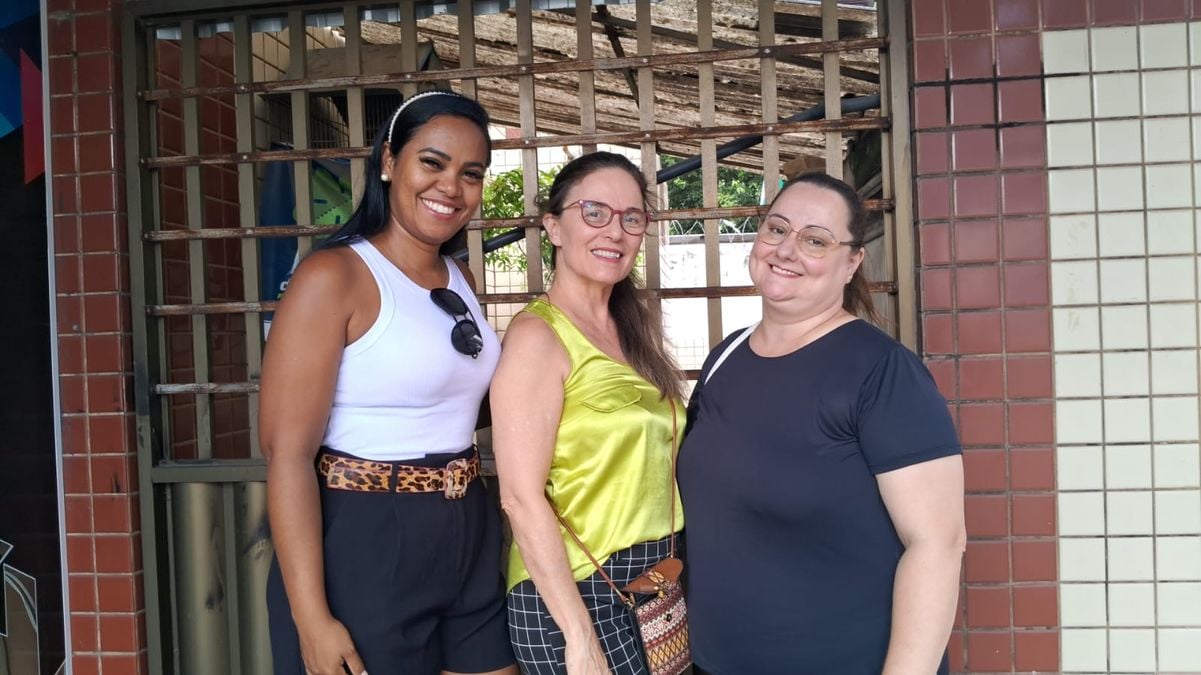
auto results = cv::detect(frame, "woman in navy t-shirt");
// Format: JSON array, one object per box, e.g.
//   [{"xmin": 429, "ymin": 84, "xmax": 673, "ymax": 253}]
[{"xmin": 678, "ymin": 173, "xmax": 965, "ymax": 674}]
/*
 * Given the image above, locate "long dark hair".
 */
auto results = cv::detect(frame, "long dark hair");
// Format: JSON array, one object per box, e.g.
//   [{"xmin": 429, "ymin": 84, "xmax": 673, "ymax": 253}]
[
  {"xmin": 769, "ymin": 172, "xmax": 881, "ymax": 324},
  {"xmin": 320, "ymin": 90, "xmax": 491, "ymax": 252},
  {"xmin": 543, "ymin": 152, "xmax": 683, "ymax": 401}
]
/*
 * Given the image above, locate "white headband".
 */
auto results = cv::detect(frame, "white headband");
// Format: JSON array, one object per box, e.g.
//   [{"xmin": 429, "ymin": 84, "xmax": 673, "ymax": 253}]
[{"xmin": 386, "ymin": 90, "xmax": 463, "ymax": 148}]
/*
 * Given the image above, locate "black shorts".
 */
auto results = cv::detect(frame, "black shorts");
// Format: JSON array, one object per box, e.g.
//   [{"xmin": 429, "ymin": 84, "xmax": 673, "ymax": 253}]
[{"xmin": 266, "ymin": 447, "xmax": 515, "ymax": 674}]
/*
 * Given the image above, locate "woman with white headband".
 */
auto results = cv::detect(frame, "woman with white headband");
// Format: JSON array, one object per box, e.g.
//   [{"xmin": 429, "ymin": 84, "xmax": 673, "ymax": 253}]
[{"xmin": 262, "ymin": 90, "xmax": 518, "ymax": 675}]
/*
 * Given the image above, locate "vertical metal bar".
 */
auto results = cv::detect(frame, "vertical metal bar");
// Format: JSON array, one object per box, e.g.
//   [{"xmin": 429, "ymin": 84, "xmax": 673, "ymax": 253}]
[
  {"xmin": 759, "ymin": 0, "xmax": 779, "ymax": 201},
  {"xmin": 400, "ymin": 1, "xmax": 418, "ymax": 100},
  {"xmin": 697, "ymin": 1, "xmax": 722, "ymax": 347},
  {"xmin": 636, "ymin": 0, "xmax": 660, "ymax": 301},
  {"xmin": 233, "ymin": 16, "xmax": 262, "ymax": 460},
  {"xmin": 577, "ymin": 0, "xmax": 597, "ymax": 154},
  {"xmin": 822, "ymin": 0, "xmax": 843, "ymax": 180},
  {"xmin": 344, "ymin": 5, "xmax": 366, "ymax": 198},
  {"xmin": 121, "ymin": 12, "xmax": 169, "ymax": 674},
  {"xmin": 181, "ymin": 20, "xmax": 214, "ymax": 459},
  {"xmin": 172, "ymin": 483, "xmax": 231, "ymax": 674},
  {"xmin": 881, "ymin": 0, "xmax": 918, "ymax": 348},
  {"xmin": 517, "ymin": 0, "xmax": 543, "ymax": 292},
  {"xmin": 288, "ymin": 11, "xmax": 314, "ymax": 257},
  {"xmin": 236, "ymin": 481, "xmax": 272, "ymax": 675},
  {"xmin": 458, "ymin": 0, "xmax": 486, "ymax": 286},
  {"xmin": 222, "ymin": 484, "xmax": 243, "ymax": 675}
]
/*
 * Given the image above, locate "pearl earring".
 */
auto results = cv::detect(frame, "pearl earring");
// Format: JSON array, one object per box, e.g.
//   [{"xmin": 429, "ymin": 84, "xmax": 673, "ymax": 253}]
[{"xmin": 380, "ymin": 174, "xmax": 391, "ymax": 182}]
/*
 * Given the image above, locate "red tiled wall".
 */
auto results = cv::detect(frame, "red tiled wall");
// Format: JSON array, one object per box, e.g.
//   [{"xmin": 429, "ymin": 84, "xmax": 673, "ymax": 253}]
[{"xmin": 48, "ymin": 1, "xmax": 148, "ymax": 673}]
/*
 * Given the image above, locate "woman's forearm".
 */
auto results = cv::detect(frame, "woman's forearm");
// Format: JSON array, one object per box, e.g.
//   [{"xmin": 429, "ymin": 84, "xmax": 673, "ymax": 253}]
[
  {"xmin": 267, "ymin": 455, "xmax": 331, "ymax": 628},
  {"xmin": 881, "ymin": 540, "xmax": 964, "ymax": 675}
]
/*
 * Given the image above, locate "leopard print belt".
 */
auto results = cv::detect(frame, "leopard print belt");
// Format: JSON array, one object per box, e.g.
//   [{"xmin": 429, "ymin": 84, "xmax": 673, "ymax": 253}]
[{"xmin": 316, "ymin": 451, "xmax": 480, "ymax": 499}]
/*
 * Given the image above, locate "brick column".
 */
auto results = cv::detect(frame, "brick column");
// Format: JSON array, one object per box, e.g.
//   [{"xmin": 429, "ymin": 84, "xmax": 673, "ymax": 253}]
[{"xmin": 48, "ymin": 0, "xmax": 147, "ymax": 673}]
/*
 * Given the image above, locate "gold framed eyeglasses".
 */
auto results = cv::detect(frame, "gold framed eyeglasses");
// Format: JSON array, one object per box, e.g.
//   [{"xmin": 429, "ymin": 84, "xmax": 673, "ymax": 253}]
[{"xmin": 756, "ymin": 216, "xmax": 862, "ymax": 259}]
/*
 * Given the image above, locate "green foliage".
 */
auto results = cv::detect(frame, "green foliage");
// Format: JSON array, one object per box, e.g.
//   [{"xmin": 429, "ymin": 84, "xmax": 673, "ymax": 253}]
[
  {"xmin": 481, "ymin": 166, "xmax": 559, "ymax": 271},
  {"xmin": 660, "ymin": 155, "xmax": 765, "ymax": 236}
]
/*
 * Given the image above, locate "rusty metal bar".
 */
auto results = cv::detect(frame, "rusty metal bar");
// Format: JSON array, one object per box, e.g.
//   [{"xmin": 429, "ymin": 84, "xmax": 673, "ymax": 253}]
[
  {"xmin": 233, "ymin": 16, "xmax": 262, "ymax": 462},
  {"xmin": 143, "ymin": 117, "xmax": 890, "ymax": 168},
  {"xmin": 759, "ymin": 0, "xmax": 780, "ymax": 202},
  {"xmin": 288, "ymin": 10, "xmax": 314, "ymax": 257},
  {"xmin": 140, "ymin": 37, "xmax": 889, "ymax": 101}
]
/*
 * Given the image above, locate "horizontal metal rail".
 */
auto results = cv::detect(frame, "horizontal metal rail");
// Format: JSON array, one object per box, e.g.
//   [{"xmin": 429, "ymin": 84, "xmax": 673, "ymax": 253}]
[{"xmin": 139, "ymin": 37, "xmax": 888, "ymax": 102}]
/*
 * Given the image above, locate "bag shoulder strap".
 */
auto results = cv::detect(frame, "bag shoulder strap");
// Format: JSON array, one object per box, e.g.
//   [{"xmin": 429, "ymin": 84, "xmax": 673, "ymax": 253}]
[{"xmin": 702, "ymin": 323, "xmax": 757, "ymax": 385}]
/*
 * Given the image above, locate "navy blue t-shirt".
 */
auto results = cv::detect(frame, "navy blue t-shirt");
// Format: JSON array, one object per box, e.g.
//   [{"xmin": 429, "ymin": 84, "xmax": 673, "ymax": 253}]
[{"xmin": 677, "ymin": 320, "xmax": 959, "ymax": 674}]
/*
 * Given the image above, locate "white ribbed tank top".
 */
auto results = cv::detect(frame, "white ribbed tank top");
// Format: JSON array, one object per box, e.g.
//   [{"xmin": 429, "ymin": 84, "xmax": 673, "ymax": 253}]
[{"xmin": 321, "ymin": 238, "xmax": 500, "ymax": 461}]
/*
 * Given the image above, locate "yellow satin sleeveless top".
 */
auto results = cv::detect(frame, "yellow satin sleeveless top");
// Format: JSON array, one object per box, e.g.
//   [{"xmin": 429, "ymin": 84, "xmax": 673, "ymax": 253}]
[{"xmin": 505, "ymin": 298, "xmax": 685, "ymax": 591}]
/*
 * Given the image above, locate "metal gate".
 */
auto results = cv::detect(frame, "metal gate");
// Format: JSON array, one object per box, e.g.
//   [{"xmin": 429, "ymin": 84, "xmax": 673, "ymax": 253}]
[{"xmin": 120, "ymin": 1, "xmax": 914, "ymax": 671}]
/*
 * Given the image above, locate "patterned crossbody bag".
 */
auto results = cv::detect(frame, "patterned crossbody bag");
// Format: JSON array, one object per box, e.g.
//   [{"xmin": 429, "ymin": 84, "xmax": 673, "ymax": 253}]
[{"xmin": 555, "ymin": 399, "xmax": 691, "ymax": 675}]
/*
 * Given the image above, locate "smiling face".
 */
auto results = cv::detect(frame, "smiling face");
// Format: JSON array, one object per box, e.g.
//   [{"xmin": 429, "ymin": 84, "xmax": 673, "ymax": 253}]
[
  {"xmin": 749, "ymin": 181, "xmax": 865, "ymax": 317},
  {"xmin": 381, "ymin": 114, "xmax": 488, "ymax": 248},
  {"xmin": 544, "ymin": 166, "xmax": 646, "ymax": 287}
]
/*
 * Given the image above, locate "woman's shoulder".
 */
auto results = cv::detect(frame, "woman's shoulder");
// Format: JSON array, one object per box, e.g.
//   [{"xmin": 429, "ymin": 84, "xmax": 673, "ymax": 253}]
[{"xmin": 285, "ymin": 246, "xmax": 364, "ymax": 298}]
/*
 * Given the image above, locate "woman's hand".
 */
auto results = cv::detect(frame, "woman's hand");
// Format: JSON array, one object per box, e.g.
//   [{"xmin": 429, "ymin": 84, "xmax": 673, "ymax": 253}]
[
  {"xmin": 564, "ymin": 633, "xmax": 612, "ymax": 675},
  {"xmin": 298, "ymin": 614, "xmax": 367, "ymax": 675}
]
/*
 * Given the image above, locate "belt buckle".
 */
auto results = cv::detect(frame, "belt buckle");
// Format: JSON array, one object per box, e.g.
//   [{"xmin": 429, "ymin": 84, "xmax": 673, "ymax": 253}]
[{"xmin": 443, "ymin": 458, "xmax": 470, "ymax": 500}]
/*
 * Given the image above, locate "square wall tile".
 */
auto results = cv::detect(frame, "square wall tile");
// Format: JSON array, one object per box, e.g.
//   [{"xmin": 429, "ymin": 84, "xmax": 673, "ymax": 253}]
[
  {"xmin": 1050, "ymin": 169, "xmax": 1097, "ymax": 215},
  {"xmin": 1000, "ymin": 125, "xmax": 1046, "ymax": 169},
  {"xmin": 1146, "ymin": 163, "xmax": 1193, "ymax": 210},
  {"xmin": 1144, "ymin": 117, "xmax": 1191, "ymax": 164},
  {"xmin": 1157, "ymin": 536, "xmax": 1201, "ymax": 579},
  {"xmin": 950, "ymin": 83, "xmax": 995, "ymax": 126},
  {"xmin": 1151, "ymin": 349, "xmax": 1199, "ymax": 395},
  {"xmin": 1103, "ymin": 351, "xmax": 1150, "ymax": 396},
  {"xmin": 1060, "ymin": 537, "xmax": 1108, "ymax": 581},
  {"xmin": 997, "ymin": 33, "xmax": 1041, "ymax": 77},
  {"xmin": 1108, "ymin": 583, "xmax": 1156, "ymax": 626},
  {"xmin": 1056, "ymin": 353, "xmax": 1103, "ymax": 397},
  {"xmin": 1046, "ymin": 76, "xmax": 1094, "ymax": 121},
  {"xmin": 1061, "ymin": 628, "xmax": 1108, "ymax": 671},
  {"xmin": 1141, "ymin": 22, "xmax": 1190, "ymax": 68},
  {"xmin": 1108, "ymin": 628, "xmax": 1157, "ymax": 672},
  {"xmin": 1046, "ymin": 122, "xmax": 1094, "ymax": 167},
  {"xmin": 1102, "ymin": 305, "xmax": 1150, "ymax": 350},
  {"xmin": 1154, "ymin": 443, "xmax": 1201, "ymax": 488},
  {"xmin": 1094, "ymin": 119, "xmax": 1142, "ymax": 165},
  {"xmin": 1060, "ymin": 583, "xmax": 1108, "ymax": 626},
  {"xmin": 1098, "ymin": 258, "xmax": 1148, "ymax": 304},
  {"xmin": 1143, "ymin": 70, "xmax": 1191, "ymax": 116},
  {"xmin": 1149, "ymin": 256, "xmax": 1196, "ymax": 301},
  {"xmin": 1091, "ymin": 26, "xmax": 1139, "ymax": 71},
  {"xmin": 1155, "ymin": 490, "xmax": 1201, "ymax": 534},
  {"xmin": 1044, "ymin": 29, "xmax": 1091, "ymax": 74},
  {"xmin": 1054, "ymin": 307, "xmax": 1102, "ymax": 351},
  {"xmin": 1159, "ymin": 628, "xmax": 1201, "ymax": 671},
  {"xmin": 1192, "ymin": 21, "xmax": 1201, "ymax": 66},
  {"xmin": 1109, "ymin": 536, "xmax": 1156, "ymax": 581},
  {"xmin": 1107, "ymin": 445, "xmax": 1154, "ymax": 489},
  {"xmin": 1105, "ymin": 397, "xmax": 1153, "ymax": 443},
  {"xmin": 1098, "ymin": 212, "xmax": 1146, "ymax": 257},
  {"xmin": 1106, "ymin": 490, "xmax": 1154, "ymax": 535},
  {"xmin": 1060, "ymin": 491, "xmax": 1107, "ymax": 535},
  {"xmin": 1096, "ymin": 166, "xmax": 1145, "ymax": 212},
  {"xmin": 1058, "ymin": 445, "xmax": 1105, "ymax": 490},
  {"xmin": 1051, "ymin": 214, "xmax": 1098, "ymax": 259},
  {"xmin": 1153, "ymin": 396, "xmax": 1201, "ymax": 441},
  {"xmin": 1094, "ymin": 73, "xmax": 1142, "ymax": 119},
  {"xmin": 1157, "ymin": 582, "xmax": 1201, "ymax": 624},
  {"xmin": 1058, "ymin": 398, "xmax": 1105, "ymax": 444},
  {"xmin": 1147, "ymin": 210, "xmax": 1195, "ymax": 255},
  {"xmin": 999, "ymin": 79, "xmax": 1045, "ymax": 124},
  {"xmin": 1150, "ymin": 303, "xmax": 1199, "ymax": 348},
  {"xmin": 1052, "ymin": 260, "xmax": 1099, "ymax": 304}
]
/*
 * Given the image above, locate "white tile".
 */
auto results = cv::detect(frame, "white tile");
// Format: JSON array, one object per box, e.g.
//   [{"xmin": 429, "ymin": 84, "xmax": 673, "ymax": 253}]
[
  {"xmin": 1142, "ymin": 23, "xmax": 1190, "ymax": 69},
  {"xmin": 1098, "ymin": 212, "xmax": 1146, "ymax": 257},
  {"xmin": 1049, "ymin": 168, "xmax": 1097, "ymax": 214},
  {"xmin": 1044, "ymin": 29, "xmax": 1091, "ymax": 74},
  {"xmin": 1155, "ymin": 443, "xmax": 1201, "ymax": 488},
  {"xmin": 1105, "ymin": 397, "xmax": 1152, "ymax": 444},
  {"xmin": 1052, "ymin": 260, "xmax": 1100, "ymax": 305},
  {"xmin": 1194, "ymin": 116, "xmax": 1201, "ymax": 158},
  {"xmin": 1147, "ymin": 210, "xmax": 1195, "ymax": 255},
  {"xmin": 1062, "ymin": 628, "xmax": 1108, "ymax": 672},
  {"xmin": 1060, "ymin": 491, "xmax": 1107, "ymax": 535},
  {"xmin": 1102, "ymin": 305, "xmax": 1150, "ymax": 350},
  {"xmin": 1157, "ymin": 535, "xmax": 1201, "ymax": 580},
  {"xmin": 1092, "ymin": 26, "xmax": 1139, "ymax": 72},
  {"xmin": 1108, "ymin": 445, "xmax": 1154, "ymax": 489},
  {"xmin": 1149, "ymin": 256, "xmax": 1197, "ymax": 301},
  {"xmin": 1109, "ymin": 536, "xmax": 1156, "ymax": 581},
  {"xmin": 1046, "ymin": 75, "xmax": 1094, "ymax": 121},
  {"xmin": 1096, "ymin": 166, "xmax": 1144, "ymax": 211},
  {"xmin": 1154, "ymin": 396, "xmax": 1201, "ymax": 442},
  {"xmin": 1192, "ymin": 70, "xmax": 1201, "ymax": 113},
  {"xmin": 1094, "ymin": 73, "xmax": 1142, "ymax": 118},
  {"xmin": 1059, "ymin": 445, "xmax": 1105, "ymax": 490},
  {"xmin": 1099, "ymin": 259, "xmax": 1148, "ymax": 304},
  {"xmin": 1151, "ymin": 349, "xmax": 1200, "ymax": 395},
  {"xmin": 1192, "ymin": 22, "xmax": 1201, "ymax": 65},
  {"xmin": 1047, "ymin": 122, "xmax": 1094, "ymax": 167},
  {"xmin": 1103, "ymin": 351, "xmax": 1150, "ymax": 396},
  {"xmin": 1146, "ymin": 163, "xmax": 1194, "ymax": 209},
  {"xmin": 1062, "ymin": 537, "xmax": 1108, "ymax": 581},
  {"xmin": 1144, "ymin": 117, "xmax": 1192, "ymax": 163},
  {"xmin": 1158, "ymin": 582, "xmax": 1201, "ymax": 624},
  {"xmin": 1055, "ymin": 307, "xmax": 1102, "ymax": 351},
  {"xmin": 1108, "ymin": 628, "xmax": 1157, "ymax": 672},
  {"xmin": 1107, "ymin": 490, "xmax": 1155, "ymax": 535},
  {"xmin": 1156, "ymin": 490, "xmax": 1201, "ymax": 534},
  {"xmin": 1160, "ymin": 628, "xmax": 1201, "ymax": 671},
  {"xmin": 1095, "ymin": 119, "xmax": 1143, "ymax": 165},
  {"xmin": 1061, "ymin": 583, "xmax": 1108, "ymax": 626},
  {"xmin": 1143, "ymin": 70, "xmax": 1191, "ymax": 116},
  {"xmin": 1051, "ymin": 214, "xmax": 1099, "ymax": 259},
  {"xmin": 1056, "ymin": 353, "xmax": 1103, "ymax": 398},
  {"xmin": 1150, "ymin": 303, "xmax": 1199, "ymax": 348},
  {"xmin": 1108, "ymin": 583, "xmax": 1156, "ymax": 626},
  {"xmin": 1058, "ymin": 399, "xmax": 1106, "ymax": 445}
]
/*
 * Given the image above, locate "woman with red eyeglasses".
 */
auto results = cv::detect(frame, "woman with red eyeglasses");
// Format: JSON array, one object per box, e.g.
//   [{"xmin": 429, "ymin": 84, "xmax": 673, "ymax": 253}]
[
  {"xmin": 490, "ymin": 152, "xmax": 684, "ymax": 674},
  {"xmin": 260, "ymin": 91, "xmax": 516, "ymax": 675}
]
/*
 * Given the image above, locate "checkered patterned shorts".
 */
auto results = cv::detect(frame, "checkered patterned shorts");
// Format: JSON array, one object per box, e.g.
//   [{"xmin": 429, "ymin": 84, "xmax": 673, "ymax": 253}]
[{"xmin": 507, "ymin": 535, "xmax": 676, "ymax": 675}]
